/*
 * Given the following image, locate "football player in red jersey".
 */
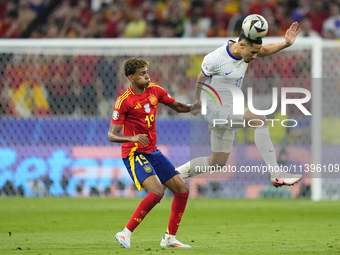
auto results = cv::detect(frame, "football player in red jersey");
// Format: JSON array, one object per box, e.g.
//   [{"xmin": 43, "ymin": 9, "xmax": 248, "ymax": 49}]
[{"xmin": 108, "ymin": 57, "xmax": 200, "ymax": 248}]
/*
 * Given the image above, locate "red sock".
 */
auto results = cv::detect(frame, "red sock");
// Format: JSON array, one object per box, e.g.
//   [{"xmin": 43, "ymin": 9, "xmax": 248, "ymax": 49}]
[
  {"xmin": 126, "ymin": 192, "xmax": 162, "ymax": 232},
  {"xmin": 167, "ymin": 192, "xmax": 189, "ymax": 235}
]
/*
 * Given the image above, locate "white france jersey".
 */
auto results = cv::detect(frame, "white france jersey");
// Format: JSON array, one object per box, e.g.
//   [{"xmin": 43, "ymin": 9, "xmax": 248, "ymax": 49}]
[{"xmin": 201, "ymin": 39, "xmax": 248, "ymax": 106}]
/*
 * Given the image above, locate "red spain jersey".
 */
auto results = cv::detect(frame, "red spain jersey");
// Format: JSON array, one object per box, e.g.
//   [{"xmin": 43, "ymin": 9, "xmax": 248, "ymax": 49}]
[{"xmin": 111, "ymin": 83, "xmax": 175, "ymax": 158}]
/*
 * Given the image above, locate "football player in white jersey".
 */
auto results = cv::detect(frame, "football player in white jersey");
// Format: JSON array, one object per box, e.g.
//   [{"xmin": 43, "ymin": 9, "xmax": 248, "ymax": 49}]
[{"xmin": 177, "ymin": 21, "xmax": 303, "ymax": 187}]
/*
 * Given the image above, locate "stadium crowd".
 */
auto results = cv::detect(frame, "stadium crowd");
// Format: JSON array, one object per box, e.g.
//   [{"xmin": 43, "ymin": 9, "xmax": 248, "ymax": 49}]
[
  {"xmin": 0, "ymin": 0, "xmax": 337, "ymax": 118},
  {"xmin": 1, "ymin": 0, "xmax": 340, "ymax": 39}
]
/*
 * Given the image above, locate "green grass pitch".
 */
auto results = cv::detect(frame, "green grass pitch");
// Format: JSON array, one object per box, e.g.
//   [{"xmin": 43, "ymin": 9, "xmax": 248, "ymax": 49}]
[{"xmin": 0, "ymin": 198, "xmax": 339, "ymax": 254}]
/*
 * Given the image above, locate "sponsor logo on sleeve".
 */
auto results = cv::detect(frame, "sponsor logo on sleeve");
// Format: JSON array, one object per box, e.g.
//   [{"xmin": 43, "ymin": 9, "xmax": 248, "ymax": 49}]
[{"xmin": 112, "ymin": 110, "xmax": 119, "ymax": 120}]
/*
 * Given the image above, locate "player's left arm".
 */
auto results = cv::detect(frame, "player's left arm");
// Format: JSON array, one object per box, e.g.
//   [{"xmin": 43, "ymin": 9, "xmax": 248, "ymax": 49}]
[
  {"xmin": 167, "ymin": 100, "xmax": 201, "ymax": 113},
  {"xmin": 156, "ymin": 85, "xmax": 201, "ymax": 113},
  {"xmin": 258, "ymin": 22, "xmax": 301, "ymax": 58}
]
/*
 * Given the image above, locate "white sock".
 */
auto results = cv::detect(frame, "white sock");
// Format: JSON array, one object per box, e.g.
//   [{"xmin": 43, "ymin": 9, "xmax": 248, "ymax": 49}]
[
  {"xmin": 177, "ymin": 157, "xmax": 210, "ymax": 179},
  {"xmin": 254, "ymin": 126, "xmax": 281, "ymax": 179},
  {"xmin": 123, "ymin": 227, "xmax": 132, "ymax": 236},
  {"xmin": 165, "ymin": 233, "xmax": 175, "ymax": 238}
]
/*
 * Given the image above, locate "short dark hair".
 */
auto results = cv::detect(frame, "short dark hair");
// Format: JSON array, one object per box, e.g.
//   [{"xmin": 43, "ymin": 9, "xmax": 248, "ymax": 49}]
[
  {"xmin": 239, "ymin": 32, "xmax": 262, "ymax": 46},
  {"xmin": 123, "ymin": 58, "xmax": 149, "ymax": 77}
]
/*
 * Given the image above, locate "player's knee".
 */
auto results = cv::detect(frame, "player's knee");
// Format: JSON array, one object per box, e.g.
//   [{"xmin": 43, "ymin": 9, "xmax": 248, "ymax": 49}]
[
  {"xmin": 149, "ymin": 187, "xmax": 165, "ymax": 197},
  {"xmin": 180, "ymin": 183, "xmax": 189, "ymax": 193},
  {"xmin": 174, "ymin": 182, "xmax": 189, "ymax": 194},
  {"xmin": 154, "ymin": 190, "xmax": 164, "ymax": 197}
]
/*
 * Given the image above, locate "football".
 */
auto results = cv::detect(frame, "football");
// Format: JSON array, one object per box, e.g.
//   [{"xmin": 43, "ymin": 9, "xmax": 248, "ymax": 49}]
[{"xmin": 242, "ymin": 14, "xmax": 268, "ymax": 40}]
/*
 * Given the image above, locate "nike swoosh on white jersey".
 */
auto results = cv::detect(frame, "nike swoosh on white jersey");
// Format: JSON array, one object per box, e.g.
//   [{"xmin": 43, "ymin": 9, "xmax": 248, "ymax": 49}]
[{"xmin": 225, "ymin": 71, "xmax": 233, "ymax": 75}]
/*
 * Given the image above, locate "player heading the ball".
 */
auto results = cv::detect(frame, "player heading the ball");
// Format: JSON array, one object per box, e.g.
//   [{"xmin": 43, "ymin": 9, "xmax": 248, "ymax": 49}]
[{"xmin": 177, "ymin": 15, "xmax": 303, "ymax": 188}]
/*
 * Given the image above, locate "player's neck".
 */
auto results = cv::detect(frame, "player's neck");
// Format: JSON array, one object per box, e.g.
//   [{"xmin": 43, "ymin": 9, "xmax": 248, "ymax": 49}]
[
  {"xmin": 130, "ymin": 84, "xmax": 145, "ymax": 95},
  {"xmin": 229, "ymin": 42, "xmax": 242, "ymax": 59}
]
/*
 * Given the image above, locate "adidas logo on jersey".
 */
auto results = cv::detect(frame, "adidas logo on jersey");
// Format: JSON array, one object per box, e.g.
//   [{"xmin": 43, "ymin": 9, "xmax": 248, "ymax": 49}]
[{"xmin": 134, "ymin": 103, "xmax": 142, "ymax": 109}]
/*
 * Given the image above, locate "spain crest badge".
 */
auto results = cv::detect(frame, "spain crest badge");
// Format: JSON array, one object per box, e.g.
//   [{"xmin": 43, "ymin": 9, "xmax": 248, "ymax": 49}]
[{"xmin": 148, "ymin": 94, "xmax": 158, "ymax": 106}]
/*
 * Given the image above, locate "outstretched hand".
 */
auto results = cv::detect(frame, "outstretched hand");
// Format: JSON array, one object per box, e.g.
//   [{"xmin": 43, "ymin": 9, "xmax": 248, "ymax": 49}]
[
  {"xmin": 190, "ymin": 100, "xmax": 201, "ymax": 116},
  {"xmin": 285, "ymin": 22, "xmax": 301, "ymax": 46}
]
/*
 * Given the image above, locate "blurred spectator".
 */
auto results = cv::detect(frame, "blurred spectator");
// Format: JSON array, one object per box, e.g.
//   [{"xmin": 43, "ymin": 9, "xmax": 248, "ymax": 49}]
[
  {"xmin": 144, "ymin": 0, "xmax": 164, "ymax": 25},
  {"xmin": 87, "ymin": 9, "xmax": 107, "ymax": 37},
  {"xmin": 6, "ymin": 55, "xmax": 50, "ymax": 117},
  {"xmin": 91, "ymin": 0, "xmax": 112, "ymax": 12},
  {"xmin": 96, "ymin": 55, "xmax": 119, "ymax": 117},
  {"xmin": 96, "ymin": 55, "xmax": 117, "ymax": 100},
  {"xmin": 67, "ymin": 18, "xmax": 87, "ymax": 38},
  {"xmin": 274, "ymin": 2, "xmax": 292, "ymax": 35},
  {"xmin": 143, "ymin": 21, "xmax": 157, "ymax": 37},
  {"xmin": 164, "ymin": 1, "xmax": 185, "ymax": 37},
  {"xmin": 0, "ymin": 0, "xmax": 37, "ymax": 38},
  {"xmin": 267, "ymin": 19, "xmax": 283, "ymax": 36},
  {"xmin": 1, "ymin": 0, "xmax": 339, "ymax": 40},
  {"xmin": 18, "ymin": 0, "xmax": 37, "ymax": 27},
  {"xmin": 227, "ymin": 0, "xmax": 249, "ymax": 36},
  {"xmin": 324, "ymin": 29, "xmax": 336, "ymax": 39},
  {"xmin": 72, "ymin": 55, "xmax": 101, "ymax": 116},
  {"xmin": 305, "ymin": 0, "xmax": 329, "ymax": 35},
  {"xmin": 28, "ymin": 0, "xmax": 47, "ymax": 13},
  {"xmin": 158, "ymin": 22, "xmax": 176, "ymax": 37},
  {"xmin": 183, "ymin": 19, "xmax": 206, "ymax": 38},
  {"xmin": 0, "ymin": 0, "xmax": 6, "ymax": 18},
  {"xmin": 102, "ymin": 3, "xmax": 123, "ymax": 38},
  {"xmin": 115, "ymin": 19, "xmax": 127, "ymax": 38},
  {"xmin": 207, "ymin": 1, "xmax": 230, "ymax": 37},
  {"xmin": 297, "ymin": 16, "xmax": 320, "ymax": 37},
  {"xmin": 249, "ymin": 0, "xmax": 275, "ymax": 16},
  {"xmin": 292, "ymin": 0, "xmax": 310, "ymax": 22},
  {"xmin": 224, "ymin": 0, "xmax": 241, "ymax": 16},
  {"xmin": 74, "ymin": 0, "xmax": 92, "ymax": 26},
  {"xmin": 124, "ymin": 8, "xmax": 146, "ymax": 37},
  {"xmin": 46, "ymin": 55, "xmax": 75, "ymax": 115},
  {"xmin": 322, "ymin": 2, "xmax": 340, "ymax": 39},
  {"xmin": 183, "ymin": 1, "xmax": 211, "ymax": 38},
  {"xmin": 261, "ymin": 5, "xmax": 275, "ymax": 26},
  {"xmin": 50, "ymin": 0, "xmax": 73, "ymax": 21},
  {"xmin": 0, "ymin": 9, "xmax": 19, "ymax": 38}
]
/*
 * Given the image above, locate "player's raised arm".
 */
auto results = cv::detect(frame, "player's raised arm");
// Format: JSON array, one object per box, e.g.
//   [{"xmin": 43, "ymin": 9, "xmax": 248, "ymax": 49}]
[
  {"xmin": 108, "ymin": 123, "xmax": 149, "ymax": 147},
  {"xmin": 258, "ymin": 22, "xmax": 301, "ymax": 58}
]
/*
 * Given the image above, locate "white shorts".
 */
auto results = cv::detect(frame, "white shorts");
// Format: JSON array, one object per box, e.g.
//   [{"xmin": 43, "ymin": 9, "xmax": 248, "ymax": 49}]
[
  {"xmin": 205, "ymin": 105, "xmax": 248, "ymax": 153},
  {"xmin": 204, "ymin": 104, "xmax": 248, "ymax": 131}
]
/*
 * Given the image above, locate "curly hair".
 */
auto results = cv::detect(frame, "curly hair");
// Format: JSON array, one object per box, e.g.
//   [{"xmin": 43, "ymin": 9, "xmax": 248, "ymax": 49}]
[{"xmin": 123, "ymin": 58, "xmax": 150, "ymax": 77}]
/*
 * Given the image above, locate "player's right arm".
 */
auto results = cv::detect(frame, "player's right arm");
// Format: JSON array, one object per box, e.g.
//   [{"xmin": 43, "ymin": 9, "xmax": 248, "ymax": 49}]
[
  {"xmin": 194, "ymin": 71, "xmax": 208, "ymax": 101},
  {"xmin": 192, "ymin": 54, "xmax": 216, "ymax": 116},
  {"xmin": 108, "ymin": 124, "xmax": 149, "ymax": 147},
  {"xmin": 191, "ymin": 71, "xmax": 208, "ymax": 116}
]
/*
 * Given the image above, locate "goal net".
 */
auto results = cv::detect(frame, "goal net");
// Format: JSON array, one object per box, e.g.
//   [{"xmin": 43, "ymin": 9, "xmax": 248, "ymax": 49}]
[{"xmin": 0, "ymin": 38, "xmax": 338, "ymax": 200}]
